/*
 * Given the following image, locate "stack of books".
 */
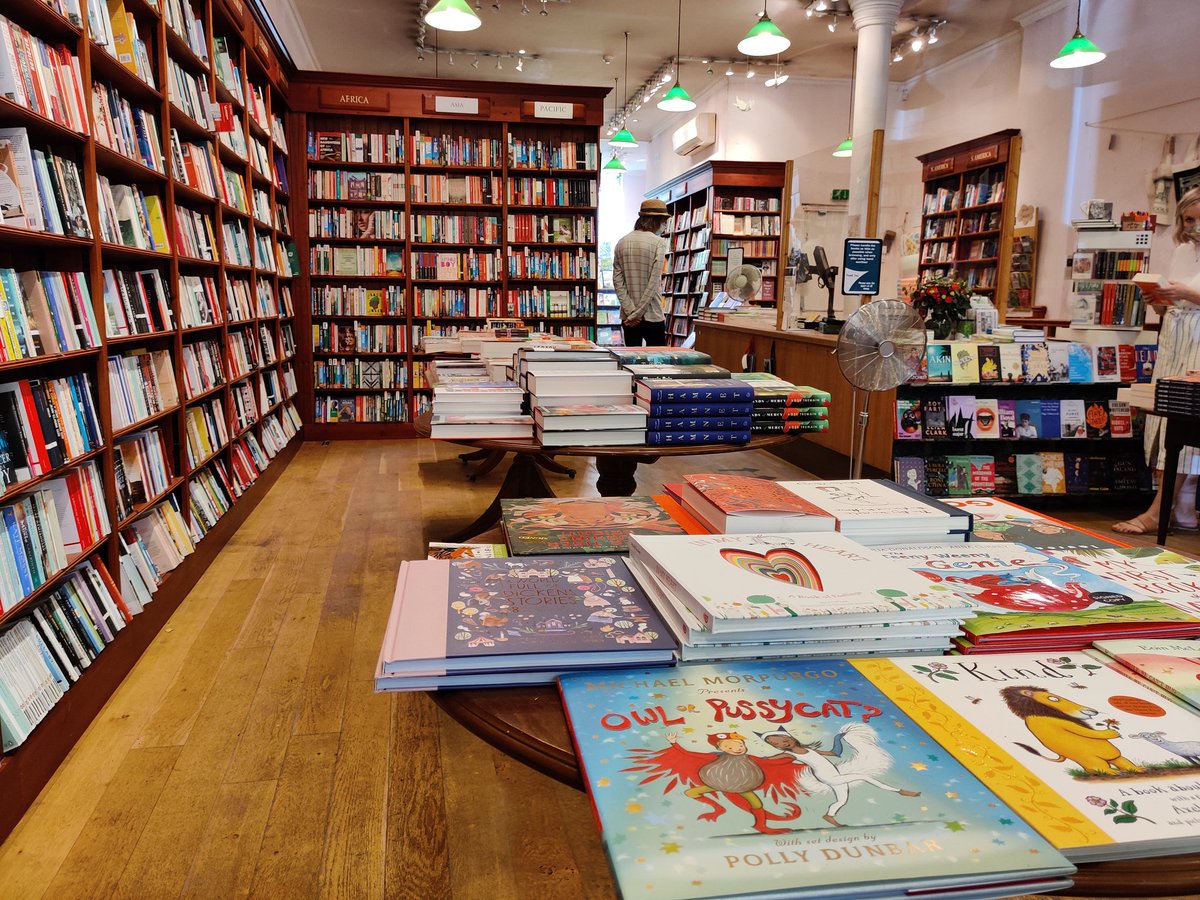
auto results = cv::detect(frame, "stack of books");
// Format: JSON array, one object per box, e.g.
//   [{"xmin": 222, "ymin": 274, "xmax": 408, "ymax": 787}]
[
  {"xmin": 375, "ymin": 555, "xmax": 677, "ymax": 690},
  {"xmin": 782, "ymin": 385, "xmax": 831, "ymax": 433},
  {"xmin": 623, "ymin": 362, "xmax": 731, "ymax": 381},
  {"xmin": 635, "ymin": 378, "xmax": 754, "ymax": 446},
  {"xmin": 625, "ymin": 531, "xmax": 976, "ymax": 662},
  {"xmin": 426, "ymin": 358, "xmax": 487, "ymax": 385},
  {"xmin": 521, "ymin": 348, "xmax": 640, "ymax": 446},
  {"xmin": 732, "ymin": 373, "xmax": 795, "ymax": 432},
  {"xmin": 428, "ymin": 381, "xmax": 531, "ymax": 438},
  {"xmin": 775, "ymin": 479, "xmax": 972, "ymax": 545},
  {"xmin": 607, "ymin": 347, "xmax": 713, "ymax": 368},
  {"xmin": 1154, "ymin": 374, "xmax": 1200, "ymax": 415},
  {"xmin": 677, "ymin": 473, "xmax": 834, "ymax": 534}
]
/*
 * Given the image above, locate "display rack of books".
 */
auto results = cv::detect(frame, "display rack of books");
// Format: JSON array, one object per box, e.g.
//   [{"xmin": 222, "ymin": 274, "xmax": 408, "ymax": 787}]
[
  {"xmin": 0, "ymin": 0, "xmax": 301, "ymax": 841},
  {"xmin": 288, "ymin": 78, "xmax": 607, "ymax": 437},
  {"xmin": 1068, "ymin": 224, "xmax": 1154, "ymax": 329},
  {"xmin": 917, "ymin": 130, "xmax": 1022, "ymax": 319},
  {"xmin": 595, "ymin": 288, "xmax": 623, "ymax": 346},
  {"xmin": 648, "ymin": 160, "xmax": 792, "ymax": 347},
  {"xmin": 892, "ymin": 338, "xmax": 1155, "ymax": 498}
]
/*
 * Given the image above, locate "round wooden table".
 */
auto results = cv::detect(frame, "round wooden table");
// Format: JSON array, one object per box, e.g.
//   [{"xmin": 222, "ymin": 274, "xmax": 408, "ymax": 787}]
[
  {"xmin": 430, "ymin": 686, "xmax": 1200, "ymax": 897},
  {"xmin": 416, "ymin": 411, "xmax": 795, "ymax": 541}
]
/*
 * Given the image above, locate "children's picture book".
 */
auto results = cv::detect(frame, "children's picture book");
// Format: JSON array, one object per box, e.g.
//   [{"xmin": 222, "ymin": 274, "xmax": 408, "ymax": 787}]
[
  {"xmin": 627, "ymin": 532, "xmax": 972, "ymax": 634},
  {"xmin": 945, "ymin": 496, "xmax": 1120, "ymax": 549},
  {"xmin": 925, "ymin": 342, "xmax": 951, "ymax": 382},
  {"xmin": 426, "ymin": 542, "xmax": 508, "ymax": 559},
  {"xmin": 894, "ymin": 397, "xmax": 923, "ymax": 439},
  {"xmin": 1091, "ymin": 638, "xmax": 1200, "ymax": 712},
  {"xmin": 977, "ymin": 344, "xmax": 1001, "ymax": 382},
  {"xmin": 1014, "ymin": 400, "xmax": 1041, "ymax": 438},
  {"xmin": 973, "ymin": 397, "xmax": 999, "ymax": 439},
  {"xmin": 375, "ymin": 556, "xmax": 676, "ymax": 688},
  {"xmin": 922, "ymin": 396, "xmax": 947, "ymax": 437},
  {"xmin": 1060, "ymin": 399, "xmax": 1087, "ymax": 438},
  {"xmin": 945, "ymin": 395, "xmax": 975, "ymax": 439},
  {"xmin": 500, "ymin": 496, "xmax": 690, "ymax": 554},
  {"xmin": 875, "ymin": 542, "xmax": 1200, "ymax": 650},
  {"xmin": 950, "ymin": 342, "xmax": 979, "ymax": 384},
  {"xmin": 997, "ymin": 399, "xmax": 1017, "ymax": 438},
  {"xmin": 680, "ymin": 474, "xmax": 836, "ymax": 534},
  {"xmin": 775, "ymin": 479, "xmax": 971, "ymax": 535},
  {"xmin": 1040, "ymin": 451, "xmax": 1066, "ymax": 494},
  {"xmin": 1038, "ymin": 545, "xmax": 1200, "ymax": 619},
  {"xmin": 559, "ymin": 658, "xmax": 1075, "ymax": 900},
  {"xmin": 856, "ymin": 651, "xmax": 1200, "ymax": 861}
]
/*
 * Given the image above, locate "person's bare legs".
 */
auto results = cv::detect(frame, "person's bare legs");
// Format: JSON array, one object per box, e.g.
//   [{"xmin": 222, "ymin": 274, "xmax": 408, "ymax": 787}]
[{"xmin": 1113, "ymin": 472, "xmax": 1199, "ymax": 534}]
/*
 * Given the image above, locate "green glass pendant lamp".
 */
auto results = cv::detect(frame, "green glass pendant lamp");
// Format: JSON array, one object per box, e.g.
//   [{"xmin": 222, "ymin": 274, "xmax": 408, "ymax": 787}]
[
  {"xmin": 604, "ymin": 151, "xmax": 627, "ymax": 171},
  {"xmin": 424, "ymin": 0, "xmax": 482, "ymax": 32},
  {"xmin": 1050, "ymin": 0, "xmax": 1106, "ymax": 68},
  {"xmin": 832, "ymin": 49, "xmax": 854, "ymax": 157},
  {"xmin": 610, "ymin": 33, "xmax": 638, "ymax": 147},
  {"xmin": 738, "ymin": 0, "xmax": 790, "ymax": 57},
  {"xmin": 657, "ymin": 0, "xmax": 696, "ymax": 112}
]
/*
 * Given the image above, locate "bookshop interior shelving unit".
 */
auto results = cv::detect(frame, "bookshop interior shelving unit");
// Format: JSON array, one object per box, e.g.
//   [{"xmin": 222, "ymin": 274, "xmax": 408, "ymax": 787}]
[
  {"xmin": 1069, "ymin": 226, "xmax": 1153, "ymax": 329},
  {"xmin": 287, "ymin": 77, "xmax": 608, "ymax": 438},
  {"xmin": 649, "ymin": 161, "xmax": 792, "ymax": 347},
  {"xmin": 0, "ymin": 0, "xmax": 301, "ymax": 840},
  {"xmin": 917, "ymin": 130, "xmax": 1021, "ymax": 319}
]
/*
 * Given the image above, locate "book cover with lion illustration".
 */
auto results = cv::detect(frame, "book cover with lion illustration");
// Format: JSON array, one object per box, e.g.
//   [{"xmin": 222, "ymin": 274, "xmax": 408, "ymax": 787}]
[
  {"xmin": 856, "ymin": 652, "xmax": 1200, "ymax": 861},
  {"xmin": 559, "ymin": 658, "xmax": 1073, "ymax": 899}
]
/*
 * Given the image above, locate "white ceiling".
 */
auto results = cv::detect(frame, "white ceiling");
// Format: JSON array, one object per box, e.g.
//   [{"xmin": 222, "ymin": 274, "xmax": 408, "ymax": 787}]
[{"xmin": 266, "ymin": 0, "xmax": 1055, "ymax": 148}]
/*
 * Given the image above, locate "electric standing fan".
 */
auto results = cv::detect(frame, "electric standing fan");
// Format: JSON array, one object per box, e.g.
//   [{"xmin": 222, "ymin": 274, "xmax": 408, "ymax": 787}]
[
  {"xmin": 835, "ymin": 299, "xmax": 927, "ymax": 479},
  {"xmin": 725, "ymin": 264, "xmax": 763, "ymax": 300}
]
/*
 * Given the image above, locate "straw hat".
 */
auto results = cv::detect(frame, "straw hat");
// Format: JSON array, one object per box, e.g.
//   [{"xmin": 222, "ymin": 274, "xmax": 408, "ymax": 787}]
[{"xmin": 638, "ymin": 198, "xmax": 670, "ymax": 217}]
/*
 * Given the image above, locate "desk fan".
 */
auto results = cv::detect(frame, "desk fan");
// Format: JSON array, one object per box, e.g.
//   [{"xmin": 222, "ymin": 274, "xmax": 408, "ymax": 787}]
[
  {"xmin": 835, "ymin": 299, "xmax": 927, "ymax": 479},
  {"xmin": 725, "ymin": 264, "xmax": 763, "ymax": 300}
]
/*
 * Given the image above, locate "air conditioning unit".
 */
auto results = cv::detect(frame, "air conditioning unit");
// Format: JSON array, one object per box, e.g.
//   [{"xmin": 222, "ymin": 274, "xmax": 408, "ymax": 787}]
[{"xmin": 672, "ymin": 113, "xmax": 716, "ymax": 156}]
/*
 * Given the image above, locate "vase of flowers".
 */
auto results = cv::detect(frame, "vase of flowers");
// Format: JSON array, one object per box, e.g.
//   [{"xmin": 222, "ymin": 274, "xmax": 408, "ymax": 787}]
[{"xmin": 908, "ymin": 275, "xmax": 973, "ymax": 340}]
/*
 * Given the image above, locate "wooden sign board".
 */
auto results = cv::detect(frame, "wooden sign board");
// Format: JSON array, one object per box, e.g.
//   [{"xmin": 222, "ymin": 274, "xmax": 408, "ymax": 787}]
[
  {"xmin": 967, "ymin": 144, "xmax": 999, "ymax": 166},
  {"xmin": 422, "ymin": 94, "xmax": 490, "ymax": 116},
  {"xmin": 317, "ymin": 87, "xmax": 391, "ymax": 112},
  {"xmin": 520, "ymin": 100, "xmax": 583, "ymax": 121},
  {"xmin": 220, "ymin": 0, "xmax": 246, "ymax": 27},
  {"xmin": 923, "ymin": 157, "xmax": 955, "ymax": 179}
]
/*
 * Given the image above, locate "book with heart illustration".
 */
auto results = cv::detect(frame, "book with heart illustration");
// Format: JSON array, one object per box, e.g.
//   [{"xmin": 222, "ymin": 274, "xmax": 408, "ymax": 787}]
[{"xmin": 626, "ymin": 532, "xmax": 974, "ymax": 635}]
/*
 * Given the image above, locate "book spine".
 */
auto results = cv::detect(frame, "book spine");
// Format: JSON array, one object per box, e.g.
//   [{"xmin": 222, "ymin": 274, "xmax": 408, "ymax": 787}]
[{"xmin": 645, "ymin": 430, "xmax": 752, "ymax": 446}]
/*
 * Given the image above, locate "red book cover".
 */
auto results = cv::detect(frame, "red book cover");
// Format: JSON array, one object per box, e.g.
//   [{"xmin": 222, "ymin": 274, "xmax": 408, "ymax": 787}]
[
  {"xmin": 62, "ymin": 468, "xmax": 92, "ymax": 545},
  {"xmin": 93, "ymin": 556, "xmax": 133, "ymax": 622},
  {"xmin": 684, "ymin": 473, "xmax": 830, "ymax": 517},
  {"xmin": 17, "ymin": 380, "xmax": 52, "ymax": 474},
  {"xmin": 1117, "ymin": 344, "xmax": 1137, "ymax": 383}
]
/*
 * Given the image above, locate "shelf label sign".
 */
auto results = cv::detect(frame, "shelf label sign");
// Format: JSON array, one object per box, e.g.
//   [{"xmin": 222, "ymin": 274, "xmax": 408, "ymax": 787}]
[
  {"xmin": 317, "ymin": 87, "xmax": 390, "ymax": 111},
  {"xmin": 841, "ymin": 238, "xmax": 883, "ymax": 296},
  {"xmin": 531, "ymin": 101, "xmax": 576, "ymax": 119},
  {"xmin": 968, "ymin": 144, "xmax": 999, "ymax": 165},
  {"xmin": 434, "ymin": 95, "xmax": 481, "ymax": 115}
]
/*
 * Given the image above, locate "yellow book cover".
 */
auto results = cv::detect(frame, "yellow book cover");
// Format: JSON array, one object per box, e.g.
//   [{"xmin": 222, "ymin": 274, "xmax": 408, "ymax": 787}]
[
  {"xmin": 0, "ymin": 275, "xmax": 25, "ymax": 360},
  {"xmin": 142, "ymin": 195, "xmax": 170, "ymax": 253},
  {"xmin": 105, "ymin": 0, "xmax": 136, "ymax": 70},
  {"xmin": 852, "ymin": 653, "xmax": 1200, "ymax": 862},
  {"xmin": 950, "ymin": 341, "xmax": 979, "ymax": 384}
]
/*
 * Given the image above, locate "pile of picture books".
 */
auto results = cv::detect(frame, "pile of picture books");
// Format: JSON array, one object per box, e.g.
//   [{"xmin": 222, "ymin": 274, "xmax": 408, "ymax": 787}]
[
  {"xmin": 500, "ymin": 495, "xmax": 697, "ymax": 554},
  {"xmin": 775, "ymin": 479, "xmax": 973, "ymax": 545},
  {"xmin": 560, "ymin": 644, "xmax": 1200, "ymax": 899},
  {"xmin": 625, "ymin": 530, "xmax": 975, "ymax": 662},
  {"xmin": 636, "ymin": 378, "xmax": 755, "ymax": 446},
  {"xmin": 945, "ymin": 495, "xmax": 1123, "ymax": 548},
  {"xmin": 375, "ymin": 555, "xmax": 677, "ymax": 690},
  {"xmin": 428, "ymin": 381, "xmax": 531, "ymax": 439}
]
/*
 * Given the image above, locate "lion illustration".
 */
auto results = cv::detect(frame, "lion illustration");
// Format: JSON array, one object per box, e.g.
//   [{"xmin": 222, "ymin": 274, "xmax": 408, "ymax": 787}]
[{"xmin": 1000, "ymin": 685, "xmax": 1146, "ymax": 775}]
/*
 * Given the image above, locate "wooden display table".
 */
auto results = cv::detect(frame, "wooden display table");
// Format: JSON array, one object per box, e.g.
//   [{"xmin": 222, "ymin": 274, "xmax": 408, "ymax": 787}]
[{"xmin": 415, "ymin": 411, "xmax": 794, "ymax": 540}]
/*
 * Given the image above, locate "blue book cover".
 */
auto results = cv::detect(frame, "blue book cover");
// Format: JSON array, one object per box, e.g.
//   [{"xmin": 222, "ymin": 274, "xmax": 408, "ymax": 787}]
[
  {"xmin": 1014, "ymin": 399, "xmax": 1042, "ymax": 438},
  {"xmin": 559, "ymin": 658, "xmax": 1073, "ymax": 900},
  {"xmin": 640, "ymin": 402, "xmax": 754, "ymax": 418},
  {"xmin": 1066, "ymin": 342, "xmax": 1094, "ymax": 383},
  {"xmin": 1135, "ymin": 344, "xmax": 1156, "ymax": 383},
  {"xmin": 3, "ymin": 506, "xmax": 35, "ymax": 597},
  {"xmin": 925, "ymin": 342, "xmax": 952, "ymax": 382},
  {"xmin": 645, "ymin": 417, "xmax": 752, "ymax": 432},
  {"xmin": 1039, "ymin": 399, "xmax": 1061, "ymax": 439},
  {"xmin": 636, "ymin": 379, "xmax": 754, "ymax": 403},
  {"xmin": 646, "ymin": 430, "xmax": 752, "ymax": 445},
  {"xmin": 377, "ymin": 556, "xmax": 676, "ymax": 684}
]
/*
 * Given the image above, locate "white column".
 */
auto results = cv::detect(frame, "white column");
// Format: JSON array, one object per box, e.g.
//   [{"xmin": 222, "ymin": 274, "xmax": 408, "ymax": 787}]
[{"xmin": 848, "ymin": 0, "xmax": 902, "ymax": 236}]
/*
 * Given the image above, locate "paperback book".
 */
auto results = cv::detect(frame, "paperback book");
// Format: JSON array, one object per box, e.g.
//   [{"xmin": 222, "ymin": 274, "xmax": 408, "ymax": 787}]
[{"xmin": 558, "ymin": 658, "xmax": 1074, "ymax": 900}]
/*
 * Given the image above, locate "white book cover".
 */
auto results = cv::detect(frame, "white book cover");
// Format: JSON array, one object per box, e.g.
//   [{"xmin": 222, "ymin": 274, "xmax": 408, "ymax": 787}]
[
  {"xmin": 776, "ymin": 479, "xmax": 963, "ymax": 529},
  {"xmin": 856, "ymin": 651, "xmax": 1200, "ymax": 861},
  {"xmin": 627, "ymin": 531, "xmax": 972, "ymax": 633},
  {"xmin": 1037, "ymin": 546, "xmax": 1200, "ymax": 619}
]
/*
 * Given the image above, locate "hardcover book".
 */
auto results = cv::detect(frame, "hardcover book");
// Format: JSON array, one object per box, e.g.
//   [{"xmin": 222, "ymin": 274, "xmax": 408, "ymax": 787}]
[
  {"xmin": 426, "ymin": 542, "xmax": 508, "ymax": 559},
  {"xmin": 635, "ymin": 379, "xmax": 754, "ymax": 404},
  {"xmin": 559, "ymin": 658, "xmax": 1074, "ymax": 900},
  {"xmin": 998, "ymin": 343, "xmax": 1024, "ymax": 383},
  {"xmin": 607, "ymin": 347, "xmax": 712, "ymax": 366},
  {"xmin": 1108, "ymin": 400, "xmax": 1132, "ymax": 437},
  {"xmin": 1085, "ymin": 400, "xmax": 1110, "ymax": 438},
  {"xmin": 1091, "ymin": 637, "xmax": 1200, "ymax": 712},
  {"xmin": 375, "ymin": 556, "xmax": 676, "ymax": 688},
  {"xmin": 946, "ymin": 455, "xmax": 972, "ymax": 496},
  {"xmin": 775, "ymin": 479, "xmax": 971, "ymax": 535},
  {"xmin": 1067, "ymin": 342, "xmax": 1094, "ymax": 382},
  {"xmin": 680, "ymin": 474, "xmax": 836, "ymax": 534},
  {"xmin": 947, "ymin": 496, "xmax": 1119, "ymax": 548},
  {"xmin": 923, "ymin": 456, "xmax": 948, "ymax": 496},
  {"xmin": 627, "ymin": 532, "xmax": 972, "ymax": 634},
  {"xmin": 624, "ymin": 364, "xmax": 731, "ymax": 380},
  {"xmin": 993, "ymin": 452, "xmax": 1017, "ymax": 495},
  {"xmin": 1064, "ymin": 453, "xmax": 1090, "ymax": 494},
  {"xmin": 1037, "ymin": 546, "xmax": 1200, "ymax": 620},
  {"xmin": 875, "ymin": 542, "xmax": 1200, "ymax": 650},
  {"xmin": 501, "ymin": 496, "xmax": 690, "ymax": 554},
  {"xmin": 856, "ymin": 651, "xmax": 1200, "ymax": 861}
]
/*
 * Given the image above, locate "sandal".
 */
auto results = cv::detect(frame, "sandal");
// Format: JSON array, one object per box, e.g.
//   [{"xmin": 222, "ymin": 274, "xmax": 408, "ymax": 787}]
[{"xmin": 1112, "ymin": 515, "xmax": 1157, "ymax": 535}]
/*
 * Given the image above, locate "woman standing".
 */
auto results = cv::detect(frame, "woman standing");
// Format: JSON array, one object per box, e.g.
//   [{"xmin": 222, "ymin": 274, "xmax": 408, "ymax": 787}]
[{"xmin": 1114, "ymin": 187, "xmax": 1200, "ymax": 534}]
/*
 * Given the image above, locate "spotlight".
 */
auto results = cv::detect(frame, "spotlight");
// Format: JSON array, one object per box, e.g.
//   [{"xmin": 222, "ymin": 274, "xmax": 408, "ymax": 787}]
[
  {"xmin": 746, "ymin": 67, "xmax": 755, "ymax": 78},
  {"xmin": 472, "ymin": 54, "xmax": 480, "ymax": 67},
  {"xmin": 518, "ymin": 48, "xmax": 526, "ymax": 54},
  {"xmin": 911, "ymin": 34, "xmax": 924, "ymax": 52},
  {"xmin": 706, "ymin": 67, "xmax": 714, "ymax": 75},
  {"xmin": 516, "ymin": 58, "xmax": 523, "ymax": 71},
  {"xmin": 805, "ymin": 7, "xmax": 813, "ymax": 17},
  {"xmin": 521, "ymin": 0, "xmax": 529, "ymax": 13},
  {"xmin": 893, "ymin": 48, "xmax": 903, "ymax": 63},
  {"xmin": 417, "ymin": 50, "xmax": 425, "ymax": 61},
  {"xmin": 815, "ymin": 0, "xmax": 827, "ymax": 10},
  {"xmin": 827, "ymin": 18, "xmax": 837, "ymax": 32},
  {"xmin": 661, "ymin": 71, "xmax": 672, "ymax": 84},
  {"xmin": 539, "ymin": 0, "xmax": 548, "ymax": 15},
  {"xmin": 448, "ymin": 51, "xmax": 455, "ymax": 65},
  {"xmin": 495, "ymin": 56, "xmax": 503, "ymax": 69},
  {"xmin": 725, "ymin": 64, "xmax": 735, "ymax": 76},
  {"xmin": 927, "ymin": 26, "xmax": 939, "ymax": 44}
]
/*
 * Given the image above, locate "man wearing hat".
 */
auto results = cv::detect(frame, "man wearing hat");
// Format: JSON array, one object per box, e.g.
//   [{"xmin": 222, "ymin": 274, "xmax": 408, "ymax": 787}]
[{"xmin": 612, "ymin": 198, "xmax": 670, "ymax": 346}]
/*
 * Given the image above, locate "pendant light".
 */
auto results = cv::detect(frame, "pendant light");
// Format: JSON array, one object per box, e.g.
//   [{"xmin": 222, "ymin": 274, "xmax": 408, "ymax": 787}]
[
  {"xmin": 832, "ymin": 49, "xmax": 853, "ymax": 157},
  {"xmin": 610, "ymin": 32, "xmax": 638, "ymax": 147},
  {"xmin": 604, "ymin": 151, "xmax": 627, "ymax": 172},
  {"xmin": 738, "ymin": 0, "xmax": 790, "ymax": 58},
  {"xmin": 1050, "ymin": 0, "xmax": 1106, "ymax": 69},
  {"xmin": 424, "ymin": 0, "xmax": 482, "ymax": 32},
  {"xmin": 657, "ymin": 0, "xmax": 696, "ymax": 112}
]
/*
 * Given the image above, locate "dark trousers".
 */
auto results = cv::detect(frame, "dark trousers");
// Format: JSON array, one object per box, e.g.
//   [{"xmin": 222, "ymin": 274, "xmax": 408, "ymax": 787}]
[{"xmin": 623, "ymin": 319, "xmax": 667, "ymax": 347}]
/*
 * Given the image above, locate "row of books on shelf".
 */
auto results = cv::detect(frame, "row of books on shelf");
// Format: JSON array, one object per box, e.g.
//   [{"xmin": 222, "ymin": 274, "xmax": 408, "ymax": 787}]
[
  {"xmin": 92, "ymin": 81, "xmax": 162, "ymax": 172},
  {"xmin": 895, "ymin": 450, "xmax": 1149, "ymax": 496},
  {"xmin": 167, "ymin": 59, "xmax": 213, "ymax": 130},
  {"xmin": 0, "ymin": 15, "xmax": 90, "ymax": 134},
  {"xmin": 897, "ymin": 396, "xmax": 1136, "ymax": 441},
  {"xmin": 1071, "ymin": 281, "xmax": 1147, "ymax": 327},
  {"xmin": 313, "ymin": 322, "xmax": 406, "ymax": 354},
  {"xmin": 668, "ymin": 206, "xmax": 709, "ymax": 233},
  {"xmin": 712, "ymin": 212, "xmax": 779, "ymax": 236},
  {"xmin": 504, "ymin": 136, "xmax": 597, "ymax": 170},
  {"xmin": 715, "ymin": 195, "xmax": 780, "ymax": 211},
  {"xmin": 918, "ymin": 340, "xmax": 1155, "ymax": 385},
  {"xmin": 410, "ymin": 173, "xmax": 493, "ymax": 204},
  {"xmin": 709, "ymin": 237, "xmax": 776, "ymax": 257},
  {"xmin": 307, "ymin": 208, "xmax": 406, "ymax": 240},
  {"xmin": 107, "ymin": 349, "xmax": 179, "ymax": 431},
  {"xmin": 0, "ymin": 132, "xmax": 90, "ymax": 238},
  {"xmin": 0, "ymin": 269, "xmax": 99, "ymax": 362},
  {"xmin": 310, "ymin": 285, "xmax": 405, "ymax": 316},
  {"xmin": 1071, "ymin": 249, "xmax": 1149, "ymax": 281},
  {"xmin": 313, "ymin": 359, "xmax": 406, "ymax": 390},
  {"xmin": 313, "ymin": 391, "xmax": 408, "ymax": 423},
  {"xmin": 410, "ymin": 213, "xmax": 500, "ymax": 244},
  {"xmin": 307, "ymin": 170, "xmax": 405, "ymax": 201},
  {"xmin": 309, "ymin": 130, "xmax": 404, "ymax": 164},
  {"xmin": 922, "ymin": 176, "xmax": 1005, "ymax": 214},
  {"xmin": 0, "ymin": 373, "xmax": 103, "ymax": 489},
  {"xmin": 311, "ymin": 245, "xmax": 405, "ymax": 278}
]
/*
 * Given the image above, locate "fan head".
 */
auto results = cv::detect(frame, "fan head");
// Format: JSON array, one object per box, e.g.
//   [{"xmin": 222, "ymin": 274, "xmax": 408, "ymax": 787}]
[
  {"xmin": 725, "ymin": 264, "xmax": 763, "ymax": 300},
  {"xmin": 835, "ymin": 300, "xmax": 927, "ymax": 392}
]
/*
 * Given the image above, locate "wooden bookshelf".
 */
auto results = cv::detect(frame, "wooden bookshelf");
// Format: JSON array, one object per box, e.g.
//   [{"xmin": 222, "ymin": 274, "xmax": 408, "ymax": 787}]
[
  {"xmin": 916, "ymin": 130, "xmax": 1021, "ymax": 319},
  {"xmin": 0, "ymin": 0, "xmax": 300, "ymax": 841},
  {"xmin": 286, "ymin": 76, "xmax": 608, "ymax": 438}
]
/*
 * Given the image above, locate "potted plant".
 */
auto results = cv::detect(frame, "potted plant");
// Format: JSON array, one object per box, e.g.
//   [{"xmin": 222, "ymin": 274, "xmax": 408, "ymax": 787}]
[{"xmin": 908, "ymin": 275, "xmax": 973, "ymax": 340}]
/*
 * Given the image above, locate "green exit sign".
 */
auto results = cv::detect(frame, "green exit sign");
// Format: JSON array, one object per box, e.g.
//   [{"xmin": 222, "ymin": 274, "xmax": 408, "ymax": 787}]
[{"xmin": 831, "ymin": 189, "xmax": 849, "ymax": 201}]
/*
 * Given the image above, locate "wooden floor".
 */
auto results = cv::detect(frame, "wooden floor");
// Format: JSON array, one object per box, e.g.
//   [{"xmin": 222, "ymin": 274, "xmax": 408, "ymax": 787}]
[{"xmin": 0, "ymin": 439, "xmax": 1194, "ymax": 900}]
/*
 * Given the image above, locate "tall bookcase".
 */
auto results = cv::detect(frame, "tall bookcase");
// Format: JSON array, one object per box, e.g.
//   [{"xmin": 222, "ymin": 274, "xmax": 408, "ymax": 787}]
[
  {"xmin": 287, "ymin": 77, "xmax": 608, "ymax": 439},
  {"xmin": 916, "ymin": 130, "xmax": 1021, "ymax": 319},
  {"xmin": 0, "ymin": 0, "xmax": 299, "ymax": 840},
  {"xmin": 648, "ymin": 161, "xmax": 791, "ymax": 347},
  {"xmin": 1069, "ymin": 226, "xmax": 1153, "ymax": 330}
]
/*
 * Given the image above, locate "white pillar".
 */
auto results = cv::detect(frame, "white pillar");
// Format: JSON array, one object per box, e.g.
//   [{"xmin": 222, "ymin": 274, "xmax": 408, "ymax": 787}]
[{"xmin": 848, "ymin": 0, "xmax": 902, "ymax": 237}]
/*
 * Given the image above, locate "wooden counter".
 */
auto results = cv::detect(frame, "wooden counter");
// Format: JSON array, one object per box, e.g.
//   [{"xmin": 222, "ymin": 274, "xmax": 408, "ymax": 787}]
[{"xmin": 695, "ymin": 320, "xmax": 894, "ymax": 475}]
